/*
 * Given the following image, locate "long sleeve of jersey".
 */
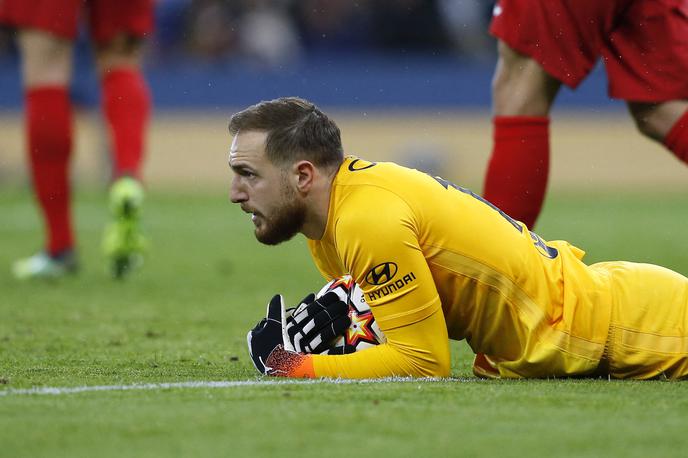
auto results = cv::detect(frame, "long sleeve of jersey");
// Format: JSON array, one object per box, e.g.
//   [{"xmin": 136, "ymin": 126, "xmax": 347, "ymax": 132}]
[
  {"xmin": 306, "ymin": 184, "xmax": 451, "ymax": 378},
  {"xmin": 311, "ymin": 308, "xmax": 450, "ymax": 378}
]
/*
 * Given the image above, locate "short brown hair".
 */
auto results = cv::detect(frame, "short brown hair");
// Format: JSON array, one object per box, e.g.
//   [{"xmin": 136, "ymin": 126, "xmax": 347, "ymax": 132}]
[{"xmin": 228, "ymin": 97, "xmax": 344, "ymax": 169}]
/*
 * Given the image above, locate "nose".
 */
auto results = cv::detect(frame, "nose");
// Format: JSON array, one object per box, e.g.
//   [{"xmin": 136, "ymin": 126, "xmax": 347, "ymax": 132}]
[{"xmin": 230, "ymin": 176, "xmax": 247, "ymax": 203}]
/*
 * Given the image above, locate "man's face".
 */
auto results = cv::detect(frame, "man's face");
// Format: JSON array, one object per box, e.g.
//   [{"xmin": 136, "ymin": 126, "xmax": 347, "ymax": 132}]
[{"xmin": 229, "ymin": 130, "xmax": 306, "ymax": 245}]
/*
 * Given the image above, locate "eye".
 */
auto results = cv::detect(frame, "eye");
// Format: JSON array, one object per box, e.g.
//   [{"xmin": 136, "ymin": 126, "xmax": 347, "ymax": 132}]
[{"xmin": 234, "ymin": 167, "xmax": 256, "ymax": 179}]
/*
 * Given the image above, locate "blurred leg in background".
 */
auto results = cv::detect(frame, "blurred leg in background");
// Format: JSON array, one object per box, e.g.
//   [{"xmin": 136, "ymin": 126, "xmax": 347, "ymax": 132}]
[
  {"xmin": 608, "ymin": 0, "xmax": 688, "ymax": 168},
  {"xmin": 483, "ymin": 0, "xmax": 688, "ymax": 230},
  {"xmin": 6, "ymin": 12, "xmax": 80, "ymax": 279},
  {"xmin": 91, "ymin": 0, "xmax": 154, "ymax": 278},
  {"xmin": 2, "ymin": 0, "xmax": 154, "ymax": 279},
  {"xmin": 628, "ymin": 101, "xmax": 688, "ymax": 164},
  {"xmin": 483, "ymin": 40, "xmax": 560, "ymax": 230}
]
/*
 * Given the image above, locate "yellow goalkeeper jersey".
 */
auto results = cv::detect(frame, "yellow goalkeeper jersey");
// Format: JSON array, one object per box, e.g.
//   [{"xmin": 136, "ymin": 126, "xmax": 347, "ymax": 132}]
[{"xmin": 303, "ymin": 156, "xmax": 613, "ymax": 379}]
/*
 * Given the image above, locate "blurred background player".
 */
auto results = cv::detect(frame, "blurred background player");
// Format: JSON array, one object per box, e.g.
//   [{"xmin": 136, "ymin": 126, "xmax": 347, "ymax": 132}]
[
  {"xmin": 1, "ymin": 0, "xmax": 154, "ymax": 279},
  {"xmin": 483, "ymin": 0, "xmax": 688, "ymax": 229}
]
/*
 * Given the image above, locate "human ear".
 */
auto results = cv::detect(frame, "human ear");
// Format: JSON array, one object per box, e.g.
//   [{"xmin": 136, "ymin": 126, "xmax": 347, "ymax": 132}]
[{"xmin": 293, "ymin": 160, "xmax": 316, "ymax": 193}]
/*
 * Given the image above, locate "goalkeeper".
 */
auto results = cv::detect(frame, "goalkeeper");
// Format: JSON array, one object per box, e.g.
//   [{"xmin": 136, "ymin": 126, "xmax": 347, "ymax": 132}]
[{"xmin": 230, "ymin": 97, "xmax": 688, "ymax": 380}]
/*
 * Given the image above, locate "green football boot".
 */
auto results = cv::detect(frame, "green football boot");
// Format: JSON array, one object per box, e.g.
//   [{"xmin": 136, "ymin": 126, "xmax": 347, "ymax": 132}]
[
  {"xmin": 102, "ymin": 176, "xmax": 147, "ymax": 279},
  {"xmin": 12, "ymin": 250, "xmax": 78, "ymax": 280}
]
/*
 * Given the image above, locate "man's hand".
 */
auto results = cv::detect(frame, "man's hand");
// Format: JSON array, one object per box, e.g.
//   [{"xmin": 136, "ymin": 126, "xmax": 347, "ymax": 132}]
[
  {"xmin": 247, "ymin": 291, "xmax": 351, "ymax": 376},
  {"xmin": 285, "ymin": 291, "xmax": 351, "ymax": 354},
  {"xmin": 246, "ymin": 294, "xmax": 297, "ymax": 375}
]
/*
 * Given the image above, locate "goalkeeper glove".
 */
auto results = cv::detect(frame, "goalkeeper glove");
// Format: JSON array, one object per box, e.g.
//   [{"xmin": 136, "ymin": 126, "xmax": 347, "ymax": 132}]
[
  {"xmin": 246, "ymin": 294, "xmax": 300, "ymax": 375},
  {"xmin": 285, "ymin": 291, "xmax": 351, "ymax": 354},
  {"xmin": 247, "ymin": 292, "xmax": 352, "ymax": 376}
]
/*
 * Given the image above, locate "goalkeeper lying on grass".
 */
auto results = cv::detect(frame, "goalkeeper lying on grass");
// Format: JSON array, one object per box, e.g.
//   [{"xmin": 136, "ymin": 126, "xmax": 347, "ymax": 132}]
[{"xmin": 228, "ymin": 97, "xmax": 688, "ymax": 380}]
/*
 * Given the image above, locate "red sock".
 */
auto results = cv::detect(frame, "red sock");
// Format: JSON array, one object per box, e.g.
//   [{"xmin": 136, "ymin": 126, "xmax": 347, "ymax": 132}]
[
  {"xmin": 483, "ymin": 116, "xmax": 550, "ymax": 229},
  {"xmin": 26, "ymin": 86, "xmax": 74, "ymax": 255},
  {"xmin": 102, "ymin": 67, "xmax": 151, "ymax": 178},
  {"xmin": 663, "ymin": 109, "xmax": 688, "ymax": 164}
]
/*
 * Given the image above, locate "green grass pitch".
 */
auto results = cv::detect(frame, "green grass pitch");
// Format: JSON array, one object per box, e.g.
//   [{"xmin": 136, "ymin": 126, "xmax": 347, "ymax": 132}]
[{"xmin": 1, "ymin": 187, "xmax": 687, "ymax": 457}]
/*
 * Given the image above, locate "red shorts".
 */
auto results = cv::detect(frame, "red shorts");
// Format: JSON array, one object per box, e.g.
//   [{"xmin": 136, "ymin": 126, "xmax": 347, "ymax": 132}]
[
  {"xmin": 490, "ymin": 0, "xmax": 688, "ymax": 102},
  {"xmin": 0, "ymin": 0, "xmax": 154, "ymax": 44}
]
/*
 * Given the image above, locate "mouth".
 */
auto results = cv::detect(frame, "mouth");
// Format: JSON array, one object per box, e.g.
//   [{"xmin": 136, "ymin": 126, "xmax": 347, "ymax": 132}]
[{"xmin": 242, "ymin": 207, "xmax": 261, "ymax": 225}]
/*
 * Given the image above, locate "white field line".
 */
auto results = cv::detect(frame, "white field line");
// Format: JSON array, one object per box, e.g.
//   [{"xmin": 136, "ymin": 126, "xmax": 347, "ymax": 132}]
[{"xmin": 0, "ymin": 377, "xmax": 475, "ymax": 397}]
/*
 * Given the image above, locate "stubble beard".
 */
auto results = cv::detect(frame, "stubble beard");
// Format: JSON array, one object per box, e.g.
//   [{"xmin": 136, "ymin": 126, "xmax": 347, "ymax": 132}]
[{"xmin": 255, "ymin": 181, "xmax": 306, "ymax": 246}]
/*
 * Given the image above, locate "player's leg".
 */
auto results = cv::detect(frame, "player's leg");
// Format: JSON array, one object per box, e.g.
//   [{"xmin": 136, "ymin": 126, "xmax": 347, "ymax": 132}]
[
  {"xmin": 483, "ymin": 40, "xmax": 561, "ymax": 229},
  {"xmin": 603, "ymin": 0, "xmax": 688, "ymax": 165},
  {"xmin": 96, "ymin": 37, "xmax": 150, "ymax": 278},
  {"xmin": 90, "ymin": 0, "xmax": 153, "ymax": 278},
  {"xmin": 594, "ymin": 261, "xmax": 688, "ymax": 380},
  {"xmin": 12, "ymin": 29, "xmax": 78, "ymax": 279},
  {"xmin": 95, "ymin": 34, "xmax": 151, "ymax": 181},
  {"xmin": 485, "ymin": 0, "xmax": 615, "ymax": 229},
  {"xmin": 627, "ymin": 100, "xmax": 688, "ymax": 164}
]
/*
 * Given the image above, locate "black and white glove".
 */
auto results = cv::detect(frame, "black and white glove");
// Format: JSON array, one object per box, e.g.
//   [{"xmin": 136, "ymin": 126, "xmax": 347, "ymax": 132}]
[
  {"xmin": 246, "ymin": 294, "xmax": 295, "ymax": 375},
  {"xmin": 247, "ymin": 292, "xmax": 352, "ymax": 375},
  {"xmin": 285, "ymin": 291, "xmax": 351, "ymax": 354}
]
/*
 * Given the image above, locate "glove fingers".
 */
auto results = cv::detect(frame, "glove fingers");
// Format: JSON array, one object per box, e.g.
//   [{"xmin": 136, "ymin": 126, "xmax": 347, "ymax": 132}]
[
  {"xmin": 291, "ymin": 294, "xmax": 348, "ymax": 326},
  {"xmin": 287, "ymin": 300, "xmax": 350, "ymax": 345},
  {"xmin": 289, "ymin": 293, "xmax": 317, "ymax": 322},
  {"xmin": 319, "ymin": 290, "xmax": 346, "ymax": 306},
  {"xmin": 252, "ymin": 294, "xmax": 284, "ymax": 333},
  {"xmin": 290, "ymin": 309, "xmax": 349, "ymax": 353},
  {"xmin": 291, "ymin": 291, "xmax": 344, "ymax": 324},
  {"xmin": 305, "ymin": 315, "xmax": 352, "ymax": 354},
  {"xmin": 248, "ymin": 294, "xmax": 287, "ymax": 375},
  {"xmin": 299, "ymin": 293, "xmax": 316, "ymax": 306},
  {"xmin": 266, "ymin": 294, "xmax": 284, "ymax": 323}
]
